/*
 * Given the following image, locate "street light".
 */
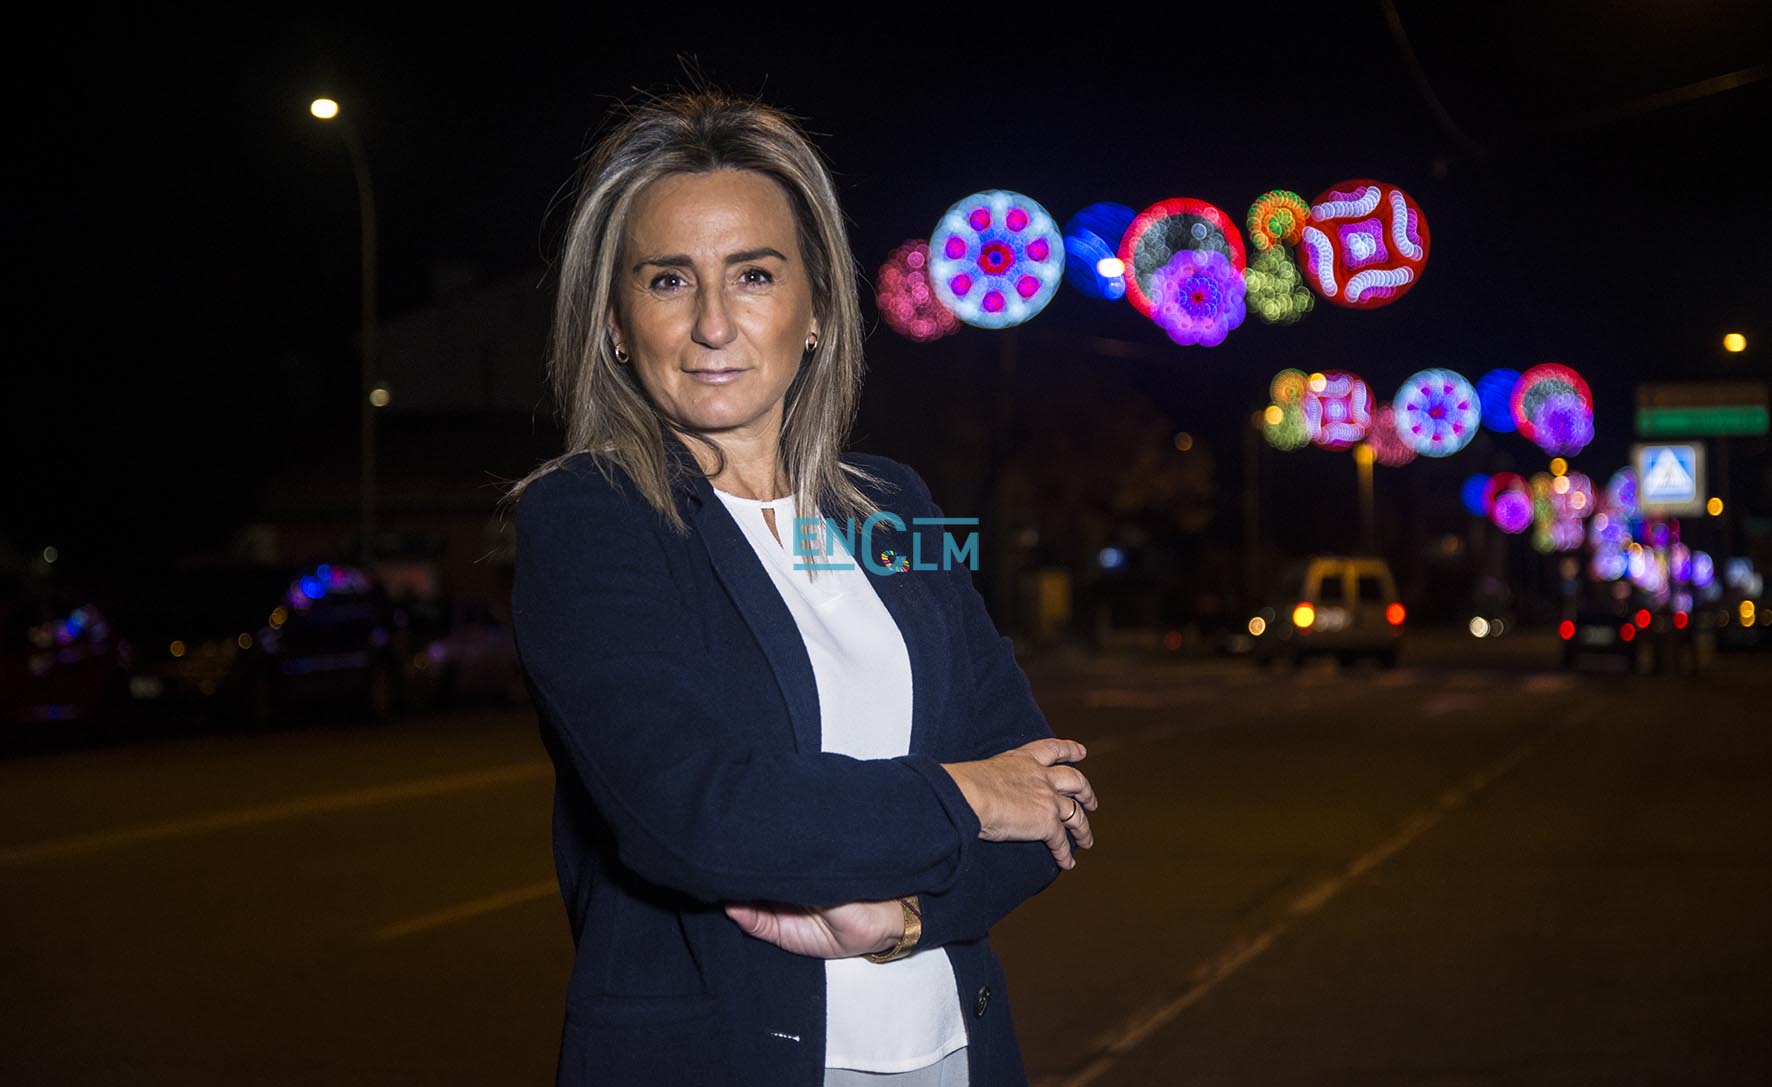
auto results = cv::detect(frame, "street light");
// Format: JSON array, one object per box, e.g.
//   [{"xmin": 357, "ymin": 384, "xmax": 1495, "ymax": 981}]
[
  {"xmin": 309, "ymin": 96, "xmax": 379, "ymax": 566},
  {"xmin": 1723, "ymin": 332, "xmax": 1747, "ymax": 353}
]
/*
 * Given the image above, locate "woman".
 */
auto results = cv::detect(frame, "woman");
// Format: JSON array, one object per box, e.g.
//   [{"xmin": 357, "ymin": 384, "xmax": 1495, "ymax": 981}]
[{"xmin": 509, "ymin": 89, "xmax": 1097, "ymax": 1087}]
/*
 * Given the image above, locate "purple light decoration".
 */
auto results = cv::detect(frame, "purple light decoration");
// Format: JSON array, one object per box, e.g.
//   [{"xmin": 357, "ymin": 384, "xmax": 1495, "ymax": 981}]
[
  {"xmin": 1530, "ymin": 391, "xmax": 1595, "ymax": 456},
  {"xmin": 1491, "ymin": 488, "xmax": 1533, "ymax": 534},
  {"xmin": 1148, "ymin": 249, "xmax": 1246, "ymax": 347},
  {"xmin": 876, "ymin": 240, "xmax": 962, "ymax": 343},
  {"xmin": 1591, "ymin": 547, "xmax": 1627, "ymax": 581},
  {"xmin": 1303, "ymin": 371, "xmax": 1374, "ymax": 450},
  {"xmin": 1393, "ymin": 368, "xmax": 1480, "ymax": 457},
  {"xmin": 1692, "ymin": 550, "xmax": 1715, "ymax": 589},
  {"xmin": 1550, "ymin": 519, "xmax": 1585, "ymax": 552},
  {"xmin": 1604, "ymin": 468, "xmax": 1640, "ymax": 519},
  {"xmin": 928, "ymin": 189, "xmax": 1064, "ymax": 329},
  {"xmin": 1365, "ymin": 404, "xmax": 1416, "ymax": 466},
  {"xmin": 1670, "ymin": 543, "xmax": 1693, "ymax": 584}
]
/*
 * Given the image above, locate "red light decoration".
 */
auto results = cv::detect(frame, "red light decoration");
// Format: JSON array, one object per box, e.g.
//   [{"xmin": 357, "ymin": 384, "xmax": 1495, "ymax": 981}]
[
  {"xmin": 876, "ymin": 240, "xmax": 962, "ymax": 343},
  {"xmin": 1296, "ymin": 180, "xmax": 1430, "ymax": 309},
  {"xmin": 1510, "ymin": 364, "xmax": 1593, "ymax": 445},
  {"xmin": 1119, "ymin": 198, "xmax": 1247, "ymax": 319}
]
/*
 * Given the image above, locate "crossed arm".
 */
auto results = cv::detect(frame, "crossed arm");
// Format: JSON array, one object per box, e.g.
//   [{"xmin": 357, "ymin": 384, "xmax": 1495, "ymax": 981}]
[{"xmin": 512, "ymin": 456, "xmax": 1095, "ymax": 958}]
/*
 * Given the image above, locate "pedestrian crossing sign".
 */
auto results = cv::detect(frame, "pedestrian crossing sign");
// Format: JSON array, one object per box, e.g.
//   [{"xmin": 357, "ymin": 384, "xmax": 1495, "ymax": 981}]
[{"xmin": 1633, "ymin": 442, "xmax": 1706, "ymax": 515}]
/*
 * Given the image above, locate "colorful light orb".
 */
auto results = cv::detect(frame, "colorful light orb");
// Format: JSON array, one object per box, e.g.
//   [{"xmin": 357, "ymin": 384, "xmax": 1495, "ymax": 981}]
[
  {"xmin": 1062, "ymin": 202, "xmax": 1136, "ymax": 301},
  {"xmin": 928, "ymin": 189, "xmax": 1064, "ymax": 329},
  {"xmin": 1460, "ymin": 473, "xmax": 1492, "ymax": 516},
  {"xmin": 1296, "ymin": 180, "xmax": 1429, "ymax": 308},
  {"xmin": 1302, "ymin": 370, "xmax": 1374, "ymax": 450},
  {"xmin": 876, "ymin": 239, "xmax": 962, "ymax": 343},
  {"xmin": 1393, "ymin": 368, "xmax": 1480, "ymax": 457},
  {"xmin": 1549, "ymin": 518, "xmax": 1586, "ymax": 552},
  {"xmin": 1119, "ymin": 197, "xmax": 1247, "ymax": 319},
  {"xmin": 1244, "ymin": 245, "xmax": 1315, "ymax": 326},
  {"xmin": 1491, "ymin": 488, "xmax": 1533, "ymax": 534},
  {"xmin": 1550, "ymin": 471, "xmax": 1595, "ymax": 520},
  {"xmin": 1365, "ymin": 403, "xmax": 1416, "ymax": 466},
  {"xmin": 1591, "ymin": 546, "xmax": 1627, "ymax": 581},
  {"xmin": 1670, "ymin": 542, "xmax": 1693, "ymax": 584},
  {"xmin": 1149, "ymin": 249, "xmax": 1247, "ymax": 346},
  {"xmin": 1511, "ymin": 364, "xmax": 1592, "ymax": 443},
  {"xmin": 1589, "ymin": 511, "xmax": 1629, "ymax": 550},
  {"xmin": 1476, "ymin": 368, "xmax": 1521, "ymax": 433},
  {"xmin": 1246, "ymin": 190, "xmax": 1310, "ymax": 252},
  {"xmin": 1264, "ymin": 403, "xmax": 1312, "ymax": 451},
  {"xmin": 1529, "ymin": 391, "xmax": 1595, "ymax": 456},
  {"xmin": 1604, "ymin": 468, "xmax": 1640, "ymax": 519},
  {"xmin": 1628, "ymin": 546, "xmax": 1667, "ymax": 594},
  {"xmin": 1271, "ymin": 368, "xmax": 1310, "ymax": 406},
  {"xmin": 1691, "ymin": 550, "xmax": 1715, "ymax": 589}
]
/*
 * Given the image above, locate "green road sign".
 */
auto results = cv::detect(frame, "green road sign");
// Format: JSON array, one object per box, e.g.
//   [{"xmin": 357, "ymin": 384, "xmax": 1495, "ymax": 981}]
[{"xmin": 1635, "ymin": 404, "xmax": 1769, "ymax": 437}]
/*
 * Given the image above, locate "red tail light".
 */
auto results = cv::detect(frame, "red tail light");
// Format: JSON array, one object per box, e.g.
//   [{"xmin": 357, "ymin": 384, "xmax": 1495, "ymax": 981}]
[
  {"xmin": 1558, "ymin": 620, "xmax": 1575, "ymax": 640},
  {"xmin": 1673, "ymin": 611, "xmax": 1689, "ymax": 630},
  {"xmin": 1385, "ymin": 602, "xmax": 1406, "ymax": 626},
  {"xmin": 1620, "ymin": 623, "xmax": 1637, "ymax": 642},
  {"xmin": 1634, "ymin": 609, "xmax": 1651, "ymax": 629}
]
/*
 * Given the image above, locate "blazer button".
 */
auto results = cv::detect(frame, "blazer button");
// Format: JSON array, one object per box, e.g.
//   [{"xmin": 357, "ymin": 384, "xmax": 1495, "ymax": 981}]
[{"xmin": 973, "ymin": 985, "xmax": 992, "ymax": 1018}]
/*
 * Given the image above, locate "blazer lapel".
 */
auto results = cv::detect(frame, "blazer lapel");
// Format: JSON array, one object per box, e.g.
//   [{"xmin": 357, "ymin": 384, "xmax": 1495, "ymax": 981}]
[{"xmin": 665, "ymin": 430, "xmax": 955, "ymax": 757}]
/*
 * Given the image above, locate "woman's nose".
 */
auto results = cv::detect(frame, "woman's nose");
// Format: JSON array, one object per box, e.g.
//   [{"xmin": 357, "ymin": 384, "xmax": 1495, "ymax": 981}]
[{"xmin": 692, "ymin": 285, "xmax": 737, "ymax": 349}]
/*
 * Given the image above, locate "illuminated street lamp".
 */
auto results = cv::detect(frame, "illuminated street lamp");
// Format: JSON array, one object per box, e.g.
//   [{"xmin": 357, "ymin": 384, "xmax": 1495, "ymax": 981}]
[
  {"xmin": 1723, "ymin": 332, "xmax": 1746, "ymax": 353},
  {"xmin": 310, "ymin": 95, "xmax": 379, "ymax": 565}
]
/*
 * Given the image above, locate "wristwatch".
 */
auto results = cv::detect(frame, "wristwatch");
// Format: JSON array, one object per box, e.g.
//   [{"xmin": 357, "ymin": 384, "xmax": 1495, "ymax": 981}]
[{"xmin": 864, "ymin": 896, "xmax": 923, "ymax": 963}]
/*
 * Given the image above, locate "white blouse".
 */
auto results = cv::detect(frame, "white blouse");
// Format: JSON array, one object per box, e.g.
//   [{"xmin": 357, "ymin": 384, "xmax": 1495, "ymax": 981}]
[{"xmin": 711, "ymin": 486, "xmax": 969, "ymax": 1074}]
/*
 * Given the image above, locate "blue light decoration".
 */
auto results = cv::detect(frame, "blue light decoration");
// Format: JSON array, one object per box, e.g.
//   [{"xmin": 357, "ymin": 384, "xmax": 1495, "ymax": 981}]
[
  {"xmin": 1476, "ymin": 369, "xmax": 1521, "ymax": 432},
  {"xmin": 929, "ymin": 189, "xmax": 1064, "ymax": 329},
  {"xmin": 1393, "ymin": 368, "xmax": 1481, "ymax": 457},
  {"xmin": 1149, "ymin": 249, "xmax": 1246, "ymax": 346},
  {"xmin": 1062, "ymin": 202, "xmax": 1135, "ymax": 301},
  {"xmin": 1691, "ymin": 550, "xmax": 1715, "ymax": 589},
  {"xmin": 1460, "ymin": 474, "xmax": 1492, "ymax": 517}
]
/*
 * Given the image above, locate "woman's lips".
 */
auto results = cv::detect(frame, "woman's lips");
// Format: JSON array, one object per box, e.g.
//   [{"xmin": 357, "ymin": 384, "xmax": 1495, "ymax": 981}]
[{"xmin": 688, "ymin": 368, "xmax": 746, "ymax": 384}]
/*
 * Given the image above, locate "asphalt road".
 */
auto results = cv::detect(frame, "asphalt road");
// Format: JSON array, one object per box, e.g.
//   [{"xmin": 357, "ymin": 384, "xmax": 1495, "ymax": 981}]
[{"xmin": 3, "ymin": 630, "xmax": 1768, "ymax": 1084}]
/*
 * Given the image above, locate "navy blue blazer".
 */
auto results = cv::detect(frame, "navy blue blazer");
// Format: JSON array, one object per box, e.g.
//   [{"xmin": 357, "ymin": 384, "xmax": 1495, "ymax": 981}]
[{"xmin": 512, "ymin": 429, "xmax": 1062, "ymax": 1086}]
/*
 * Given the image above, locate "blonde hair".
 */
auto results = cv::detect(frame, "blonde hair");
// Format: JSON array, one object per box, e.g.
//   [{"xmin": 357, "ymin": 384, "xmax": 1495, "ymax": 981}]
[{"xmin": 504, "ymin": 89, "xmax": 889, "ymax": 539}]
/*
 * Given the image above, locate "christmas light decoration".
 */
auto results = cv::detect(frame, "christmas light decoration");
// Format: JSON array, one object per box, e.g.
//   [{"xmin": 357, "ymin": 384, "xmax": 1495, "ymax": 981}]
[{"xmin": 928, "ymin": 189, "xmax": 1064, "ymax": 329}]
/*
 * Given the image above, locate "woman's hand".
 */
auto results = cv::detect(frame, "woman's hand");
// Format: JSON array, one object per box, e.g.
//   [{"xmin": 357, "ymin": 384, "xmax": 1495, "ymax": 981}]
[
  {"xmin": 941, "ymin": 738, "xmax": 1097, "ymax": 869},
  {"xmin": 724, "ymin": 899, "xmax": 903, "ymax": 959}
]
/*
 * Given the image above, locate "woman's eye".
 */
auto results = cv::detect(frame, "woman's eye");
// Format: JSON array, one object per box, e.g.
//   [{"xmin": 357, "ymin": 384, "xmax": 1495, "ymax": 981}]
[
  {"xmin": 649, "ymin": 272, "xmax": 687, "ymax": 291},
  {"xmin": 739, "ymin": 267, "xmax": 774, "ymax": 286}
]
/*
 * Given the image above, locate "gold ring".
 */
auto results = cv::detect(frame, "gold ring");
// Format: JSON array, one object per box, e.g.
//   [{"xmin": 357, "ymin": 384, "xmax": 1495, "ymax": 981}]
[{"xmin": 1064, "ymin": 797, "xmax": 1080, "ymax": 822}]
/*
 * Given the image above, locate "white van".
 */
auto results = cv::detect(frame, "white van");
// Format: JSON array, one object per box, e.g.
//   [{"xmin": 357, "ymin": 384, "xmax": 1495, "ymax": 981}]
[{"xmin": 1250, "ymin": 555, "xmax": 1406, "ymax": 668}]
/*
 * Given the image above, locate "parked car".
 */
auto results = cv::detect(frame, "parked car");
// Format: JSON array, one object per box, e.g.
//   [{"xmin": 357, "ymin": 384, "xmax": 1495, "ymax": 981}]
[
  {"xmin": 403, "ymin": 593, "xmax": 524, "ymax": 708},
  {"xmin": 2, "ymin": 576, "xmax": 133, "ymax": 745},
  {"xmin": 1249, "ymin": 555, "xmax": 1406, "ymax": 668},
  {"xmin": 127, "ymin": 561, "xmax": 408, "ymax": 726},
  {"xmin": 121, "ymin": 561, "xmax": 293, "ymax": 727},
  {"xmin": 1559, "ymin": 583, "xmax": 1703, "ymax": 675}
]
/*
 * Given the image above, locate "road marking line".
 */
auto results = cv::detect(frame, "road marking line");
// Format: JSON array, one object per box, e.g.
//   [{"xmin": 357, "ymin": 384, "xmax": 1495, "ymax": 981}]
[
  {"xmin": 371, "ymin": 879, "xmax": 559, "ymax": 941},
  {"xmin": 1050, "ymin": 722, "xmax": 1565, "ymax": 1087},
  {"xmin": 0, "ymin": 762, "xmax": 552, "ymax": 867}
]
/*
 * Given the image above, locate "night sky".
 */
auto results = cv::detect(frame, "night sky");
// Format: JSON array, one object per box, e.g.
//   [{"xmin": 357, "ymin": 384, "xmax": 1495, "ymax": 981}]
[{"xmin": 11, "ymin": 4, "xmax": 1771, "ymax": 577}]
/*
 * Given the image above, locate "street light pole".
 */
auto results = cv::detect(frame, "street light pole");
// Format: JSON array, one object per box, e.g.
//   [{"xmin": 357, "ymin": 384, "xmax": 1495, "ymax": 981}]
[{"xmin": 311, "ymin": 97, "xmax": 379, "ymax": 567}]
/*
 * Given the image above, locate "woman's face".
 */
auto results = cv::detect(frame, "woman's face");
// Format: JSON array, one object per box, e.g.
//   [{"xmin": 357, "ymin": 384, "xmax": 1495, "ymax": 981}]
[{"xmin": 612, "ymin": 168, "xmax": 817, "ymax": 445}]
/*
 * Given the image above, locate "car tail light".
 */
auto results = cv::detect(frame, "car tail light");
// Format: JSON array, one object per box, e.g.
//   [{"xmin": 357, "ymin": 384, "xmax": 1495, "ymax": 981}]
[
  {"xmin": 1673, "ymin": 611, "xmax": 1689, "ymax": 630},
  {"xmin": 1558, "ymin": 620, "xmax": 1575, "ymax": 640},
  {"xmin": 1620, "ymin": 623, "xmax": 1636, "ymax": 643},
  {"xmin": 1385, "ymin": 602, "xmax": 1406, "ymax": 626},
  {"xmin": 1634, "ymin": 609, "xmax": 1651, "ymax": 629},
  {"xmin": 1292, "ymin": 603, "xmax": 1315, "ymax": 629}
]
